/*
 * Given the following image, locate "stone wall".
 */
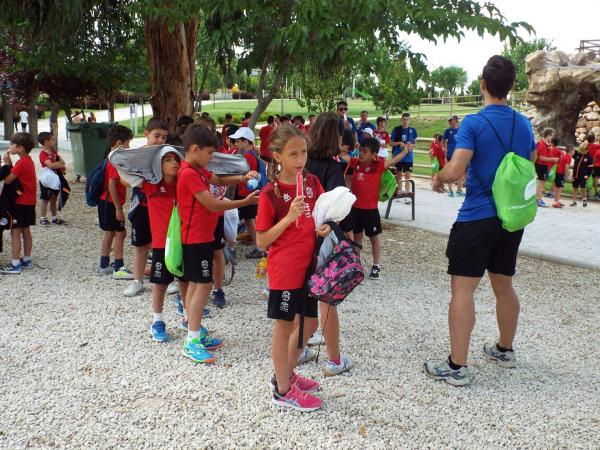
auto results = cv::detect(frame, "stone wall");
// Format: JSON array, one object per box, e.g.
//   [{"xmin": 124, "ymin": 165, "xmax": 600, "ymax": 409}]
[{"xmin": 575, "ymin": 101, "xmax": 600, "ymax": 143}]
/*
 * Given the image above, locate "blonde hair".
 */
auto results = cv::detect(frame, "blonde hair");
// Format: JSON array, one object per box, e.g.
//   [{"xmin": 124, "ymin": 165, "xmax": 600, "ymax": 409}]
[{"xmin": 268, "ymin": 124, "xmax": 308, "ymax": 198}]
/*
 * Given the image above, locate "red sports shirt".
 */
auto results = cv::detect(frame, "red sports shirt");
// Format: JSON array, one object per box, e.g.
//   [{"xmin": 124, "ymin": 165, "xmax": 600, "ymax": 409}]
[
  {"xmin": 39, "ymin": 149, "xmax": 59, "ymax": 169},
  {"xmin": 536, "ymin": 140, "xmax": 552, "ymax": 168},
  {"xmin": 556, "ymin": 152, "xmax": 572, "ymax": 175},
  {"xmin": 177, "ymin": 161, "xmax": 216, "ymax": 245},
  {"xmin": 141, "ymin": 180, "xmax": 177, "ymax": 249},
  {"xmin": 349, "ymin": 158, "xmax": 385, "ymax": 209},
  {"xmin": 549, "ymin": 147, "xmax": 561, "ymax": 169},
  {"xmin": 259, "ymin": 125, "xmax": 273, "ymax": 159},
  {"xmin": 429, "ymin": 142, "xmax": 446, "ymax": 169},
  {"xmin": 99, "ymin": 160, "xmax": 127, "ymax": 205},
  {"xmin": 11, "ymin": 155, "xmax": 37, "ymax": 205},
  {"xmin": 373, "ymin": 130, "xmax": 390, "ymax": 145},
  {"xmin": 237, "ymin": 150, "xmax": 259, "ymax": 197},
  {"xmin": 255, "ymin": 174, "xmax": 324, "ymax": 290},
  {"xmin": 589, "ymin": 143, "xmax": 600, "ymax": 166}
]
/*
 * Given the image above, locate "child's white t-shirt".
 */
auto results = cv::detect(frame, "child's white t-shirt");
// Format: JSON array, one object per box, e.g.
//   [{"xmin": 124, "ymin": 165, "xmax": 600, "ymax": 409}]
[{"xmin": 19, "ymin": 111, "xmax": 28, "ymax": 123}]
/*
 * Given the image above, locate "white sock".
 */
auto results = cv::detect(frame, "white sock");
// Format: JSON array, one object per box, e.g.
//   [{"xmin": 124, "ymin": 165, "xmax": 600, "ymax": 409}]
[
  {"xmin": 153, "ymin": 313, "xmax": 164, "ymax": 323},
  {"xmin": 51, "ymin": 216, "xmax": 57, "ymax": 221},
  {"xmin": 135, "ymin": 279, "xmax": 143, "ymax": 284},
  {"xmin": 12, "ymin": 259, "xmax": 20, "ymax": 267},
  {"xmin": 188, "ymin": 329, "xmax": 201, "ymax": 340},
  {"xmin": 22, "ymin": 256, "xmax": 31, "ymax": 263},
  {"xmin": 183, "ymin": 308, "xmax": 188, "ymax": 321}
]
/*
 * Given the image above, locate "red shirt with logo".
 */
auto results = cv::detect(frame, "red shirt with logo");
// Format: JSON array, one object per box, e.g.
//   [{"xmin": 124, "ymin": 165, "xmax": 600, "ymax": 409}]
[
  {"xmin": 237, "ymin": 150, "xmax": 259, "ymax": 197},
  {"xmin": 589, "ymin": 143, "xmax": 600, "ymax": 166},
  {"xmin": 536, "ymin": 140, "xmax": 552, "ymax": 168},
  {"xmin": 259, "ymin": 124, "xmax": 273, "ymax": 159},
  {"xmin": 255, "ymin": 174, "xmax": 324, "ymax": 290},
  {"xmin": 556, "ymin": 152, "xmax": 572, "ymax": 175},
  {"xmin": 177, "ymin": 161, "xmax": 216, "ymax": 245},
  {"xmin": 11, "ymin": 155, "xmax": 37, "ymax": 205},
  {"xmin": 349, "ymin": 157, "xmax": 385, "ymax": 209},
  {"xmin": 429, "ymin": 142, "xmax": 446, "ymax": 169},
  {"xmin": 141, "ymin": 180, "xmax": 176, "ymax": 249},
  {"xmin": 39, "ymin": 149, "xmax": 59, "ymax": 169},
  {"xmin": 549, "ymin": 146, "xmax": 561, "ymax": 168},
  {"xmin": 99, "ymin": 160, "xmax": 127, "ymax": 205}
]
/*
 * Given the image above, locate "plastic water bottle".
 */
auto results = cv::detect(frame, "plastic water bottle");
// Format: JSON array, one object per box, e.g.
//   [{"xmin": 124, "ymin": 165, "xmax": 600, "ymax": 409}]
[
  {"xmin": 246, "ymin": 176, "xmax": 259, "ymax": 191},
  {"xmin": 256, "ymin": 256, "xmax": 267, "ymax": 279}
]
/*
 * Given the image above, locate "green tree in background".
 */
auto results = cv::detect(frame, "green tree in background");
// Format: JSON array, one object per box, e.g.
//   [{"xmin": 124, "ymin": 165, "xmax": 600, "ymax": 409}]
[
  {"xmin": 501, "ymin": 38, "xmax": 555, "ymax": 91},
  {"xmin": 429, "ymin": 66, "xmax": 469, "ymax": 96}
]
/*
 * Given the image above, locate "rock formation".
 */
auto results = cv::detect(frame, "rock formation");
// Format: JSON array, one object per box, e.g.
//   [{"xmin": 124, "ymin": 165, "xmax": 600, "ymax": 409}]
[{"xmin": 526, "ymin": 50, "xmax": 600, "ymax": 145}]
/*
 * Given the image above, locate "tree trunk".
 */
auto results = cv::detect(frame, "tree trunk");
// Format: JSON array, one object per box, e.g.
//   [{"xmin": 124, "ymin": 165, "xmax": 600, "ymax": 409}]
[
  {"xmin": 2, "ymin": 94, "xmax": 14, "ymax": 140},
  {"xmin": 49, "ymin": 102, "xmax": 60, "ymax": 137},
  {"xmin": 248, "ymin": 54, "xmax": 291, "ymax": 130},
  {"xmin": 27, "ymin": 98, "xmax": 38, "ymax": 138},
  {"xmin": 108, "ymin": 97, "xmax": 115, "ymax": 123},
  {"xmin": 144, "ymin": 19, "xmax": 198, "ymax": 132}
]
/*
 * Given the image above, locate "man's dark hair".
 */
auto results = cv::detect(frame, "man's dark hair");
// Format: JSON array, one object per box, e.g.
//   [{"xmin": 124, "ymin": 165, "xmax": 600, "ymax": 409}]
[
  {"xmin": 482, "ymin": 55, "xmax": 516, "ymax": 100},
  {"xmin": 361, "ymin": 137, "xmax": 380, "ymax": 154},
  {"xmin": 308, "ymin": 114, "xmax": 315, "ymax": 119},
  {"xmin": 551, "ymin": 137, "xmax": 560, "ymax": 147},
  {"xmin": 244, "ymin": 111, "xmax": 252, "ymax": 119},
  {"xmin": 267, "ymin": 115, "xmax": 275, "ymax": 124},
  {"xmin": 225, "ymin": 113, "xmax": 233, "ymax": 120},
  {"xmin": 360, "ymin": 110, "xmax": 368, "ymax": 115},
  {"xmin": 10, "ymin": 132, "xmax": 35, "ymax": 153},
  {"xmin": 37, "ymin": 132, "xmax": 53, "ymax": 146},
  {"xmin": 376, "ymin": 116, "xmax": 385, "ymax": 126},
  {"xmin": 293, "ymin": 115, "xmax": 305, "ymax": 124},
  {"xmin": 183, "ymin": 124, "xmax": 219, "ymax": 152},
  {"xmin": 336, "ymin": 100, "xmax": 348, "ymax": 108},
  {"xmin": 401, "ymin": 113, "xmax": 410, "ymax": 118},
  {"xmin": 146, "ymin": 117, "xmax": 169, "ymax": 132},
  {"xmin": 281, "ymin": 115, "xmax": 291, "ymax": 123},
  {"xmin": 108, "ymin": 125, "xmax": 133, "ymax": 147},
  {"xmin": 341, "ymin": 128, "xmax": 356, "ymax": 150}
]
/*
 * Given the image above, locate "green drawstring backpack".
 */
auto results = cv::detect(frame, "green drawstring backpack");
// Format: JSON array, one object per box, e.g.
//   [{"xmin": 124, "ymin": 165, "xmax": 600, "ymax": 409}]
[
  {"xmin": 547, "ymin": 164, "xmax": 557, "ymax": 183},
  {"xmin": 431, "ymin": 158, "xmax": 440, "ymax": 172},
  {"xmin": 586, "ymin": 175, "xmax": 594, "ymax": 193},
  {"xmin": 379, "ymin": 169, "xmax": 398, "ymax": 202},
  {"xmin": 478, "ymin": 111, "xmax": 537, "ymax": 232},
  {"xmin": 165, "ymin": 204, "xmax": 184, "ymax": 277}
]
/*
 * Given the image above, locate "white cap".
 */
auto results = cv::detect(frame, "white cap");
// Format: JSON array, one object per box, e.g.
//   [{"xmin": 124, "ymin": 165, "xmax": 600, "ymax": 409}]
[
  {"xmin": 363, "ymin": 128, "xmax": 374, "ymax": 136},
  {"xmin": 229, "ymin": 127, "xmax": 255, "ymax": 142}
]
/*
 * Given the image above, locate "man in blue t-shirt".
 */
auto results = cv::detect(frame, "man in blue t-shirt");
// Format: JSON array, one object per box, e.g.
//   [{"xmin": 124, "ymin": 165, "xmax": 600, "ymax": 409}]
[
  {"xmin": 423, "ymin": 55, "xmax": 536, "ymax": 387},
  {"xmin": 390, "ymin": 113, "xmax": 417, "ymax": 195},
  {"xmin": 356, "ymin": 110, "xmax": 376, "ymax": 144},
  {"xmin": 443, "ymin": 115, "xmax": 463, "ymax": 197},
  {"xmin": 337, "ymin": 100, "xmax": 356, "ymax": 138}
]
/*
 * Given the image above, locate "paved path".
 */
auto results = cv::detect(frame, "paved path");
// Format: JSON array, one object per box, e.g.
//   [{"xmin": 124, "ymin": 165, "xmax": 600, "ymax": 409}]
[{"xmin": 381, "ymin": 178, "xmax": 600, "ymax": 270}]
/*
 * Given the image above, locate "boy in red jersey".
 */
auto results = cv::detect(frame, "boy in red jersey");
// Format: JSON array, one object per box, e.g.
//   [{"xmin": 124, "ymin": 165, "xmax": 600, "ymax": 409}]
[{"xmin": 0, "ymin": 133, "xmax": 37, "ymax": 274}]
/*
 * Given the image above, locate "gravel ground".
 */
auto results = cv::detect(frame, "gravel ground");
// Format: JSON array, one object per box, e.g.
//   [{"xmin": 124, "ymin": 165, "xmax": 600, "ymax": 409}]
[{"xmin": 1, "ymin": 163, "xmax": 599, "ymax": 449}]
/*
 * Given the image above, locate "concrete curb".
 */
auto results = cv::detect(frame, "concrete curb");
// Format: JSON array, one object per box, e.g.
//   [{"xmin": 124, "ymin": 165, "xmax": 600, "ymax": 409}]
[{"xmin": 382, "ymin": 218, "xmax": 600, "ymax": 272}]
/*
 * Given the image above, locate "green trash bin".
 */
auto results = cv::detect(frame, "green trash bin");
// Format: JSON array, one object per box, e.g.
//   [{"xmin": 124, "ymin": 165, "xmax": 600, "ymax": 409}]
[{"xmin": 67, "ymin": 122, "xmax": 116, "ymax": 179}]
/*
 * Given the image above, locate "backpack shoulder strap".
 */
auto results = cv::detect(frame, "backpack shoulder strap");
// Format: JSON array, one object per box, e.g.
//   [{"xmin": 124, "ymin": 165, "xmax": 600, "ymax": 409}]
[{"xmin": 478, "ymin": 110, "xmax": 516, "ymax": 156}]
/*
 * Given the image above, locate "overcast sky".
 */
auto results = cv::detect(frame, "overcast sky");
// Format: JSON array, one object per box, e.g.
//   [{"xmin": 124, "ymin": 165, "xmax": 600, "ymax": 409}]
[{"xmin": 402, "ymin": 0, "xmax": 595, "ymax": 81}]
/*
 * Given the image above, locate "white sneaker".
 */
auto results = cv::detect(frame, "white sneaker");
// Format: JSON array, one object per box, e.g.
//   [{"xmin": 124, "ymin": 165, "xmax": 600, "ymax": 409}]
[
  {"xmin": 167, "ymin": 281, "xmax": 179, "ymax": 295},
  {"xmin": 307, "ymin": 331, "xmax": 325, "ymax": 346},
  {"xmin": 113, "ymin": 267, "xmax": 134, "ymax": 280},
  {"xmin": 323, "ymin": 353, "xmax": 353, "ymax": 377},
  {"xmin": 297, "ymin": 347, "xmax": 317, "ymax": 365},
  {"xmin": 98, "ymin": 265, "xmax": 114, "ymax": 276},
  {"xmin": 124, "ymin": 280, "xmax": 145, "ymax": 297},
  {"xmin": 483, "ymin": 342, "xmax": 517, "ymax": 368}
]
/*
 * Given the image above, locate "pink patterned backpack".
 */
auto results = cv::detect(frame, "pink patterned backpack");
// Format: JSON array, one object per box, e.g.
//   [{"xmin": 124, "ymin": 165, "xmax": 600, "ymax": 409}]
[{"xmin": 308, "ymin": 222, "xmax": 364, "ymax": 306}]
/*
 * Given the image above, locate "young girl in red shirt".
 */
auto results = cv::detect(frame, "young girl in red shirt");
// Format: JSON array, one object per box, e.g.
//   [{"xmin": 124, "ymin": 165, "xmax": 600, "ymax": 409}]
[{"xmin": 255, "ymin": 125, "xmax": 331, "ymax": 412}]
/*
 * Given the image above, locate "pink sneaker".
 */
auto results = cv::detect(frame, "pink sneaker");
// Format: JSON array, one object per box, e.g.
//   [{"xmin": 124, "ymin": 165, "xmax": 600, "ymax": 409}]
[
  {"xmin": 272, "ymin": 384, "xmax": 322, "ymax": 412},
  {"xmin": 290, "ymin": 372, "xmax": 320, "ymax": 393}
]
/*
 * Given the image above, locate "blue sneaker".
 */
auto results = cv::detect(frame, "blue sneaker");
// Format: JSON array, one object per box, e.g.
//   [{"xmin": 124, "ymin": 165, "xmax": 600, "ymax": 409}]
[
  {"xmin": 537, "ymin": 200, "xmax": 548, "ymax": 208},
  {"xmin": 456, "ymin": 190, "xmax": 465, "ymax": 197},
  {"xmin": 175, "ymin": 295, "xmax": 184, "ymax": 317},
  {"xmin": 448, "ymin": 191, "xmax": 455, "ymax": 198},
  {"xmin": 0, "ymin": 263, "xmax": 21, "ymax": 274},
  {"xmin": 182, "ymin": 337, "xmax": 216, "ymax": 363},
  {"xmin": 150, "ymin": 321, "xmax": 168, "ymax": 342},
  {"xmin": 200, "ymin": 331, "xmax": 223, "ymax": 350},
  {"xmin": 212, "ymin": 289, "xmax": 226, "ymax": 308},
  {"xmin": 20, "ymin": 259, "xmax": 33, "ymax": 270},
  {"xmin": 179, "ymin": 320, "xmax": 208, "ymax": 335},
  {"xmin": 203, "ymin": 308, "xmax": 212, "ymax": 319}
]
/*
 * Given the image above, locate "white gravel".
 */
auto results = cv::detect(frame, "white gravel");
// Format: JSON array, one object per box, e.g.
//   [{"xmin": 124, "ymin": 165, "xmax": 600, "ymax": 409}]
[{"xmin": 1, "ymin": 161, "xmax": 599, "ymax": 448}]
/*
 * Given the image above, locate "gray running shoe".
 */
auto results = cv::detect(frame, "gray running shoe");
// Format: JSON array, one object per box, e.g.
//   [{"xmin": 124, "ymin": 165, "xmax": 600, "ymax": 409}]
[
  {"xmin": 423, "ymin": 359, "xmax": 472, "ymax": 386},
  {"xmin": 483, "ymin": 342, "xmax": 517, "ymax": 368}
]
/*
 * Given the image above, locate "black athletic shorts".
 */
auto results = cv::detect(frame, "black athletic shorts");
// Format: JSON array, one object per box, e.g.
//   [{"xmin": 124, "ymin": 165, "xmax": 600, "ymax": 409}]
[
  {"xmin": 212, "ymin": 215, "xmax": 225, "ymax": 250},
  {"xmin": 235, "ymin": 191, "xmax": 258, "ymax": 220},
  {"xmin": 339, "ymin": 213, "xmax": 354, "ymax": 233},
  {"xmin": 182, "ymin": 243, "xmax": 214, "ymax": 284},
  {"xmin": 150, "ymin": 248, "xmax": 177, "ymax": 285},
  {"xmin": 267, "ymin": 288, "xmax": 318, "ymax": 322},
  {"xmin": 446, "ymin": 216, "xmax": 524, "ymax": 278},
  {"xmin": 535, "ymin": 163, "xmax": 548, "ymax": 181},
  {"xmin": 395, "ymin": 162, "xmax": 413, "ymax": 173},
  {"xmin": 39, "ymin": 182, "xmax": 59, "ymax": 201},
  {"xmin": 351, "ymin": 207, "xmax": 382, "ymax": 237},
  {"xmin": 554, "ymin": 173, "xmax": 565, "ymax": 188},
  {"xmin": 593, "ymin": 167, "xmax": 600, "ymax": 178},
  {"xmin": 11, "ymin": 204, "xmax": 35, "ymax": 228},
  {"xmin": 130, "ymin": 205, "xmax": 152, "ymax": 247},
  {"xmin": 98, "ymin": 200, "xmax": 125, "ymax": 232},
  {"xmin": 572, "ymin": 177, "xmax": 588, "ymax": 189}
]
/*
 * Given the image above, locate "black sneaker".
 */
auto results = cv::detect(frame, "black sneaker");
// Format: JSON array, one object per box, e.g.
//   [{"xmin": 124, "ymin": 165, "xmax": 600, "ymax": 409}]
[
  {"xmin": 368, "ymin": 265, "xmax": 380, "ymax": 280},
  {"xmin": 583, "ymin": 198, "xmax": 588, "ymax": 207}
]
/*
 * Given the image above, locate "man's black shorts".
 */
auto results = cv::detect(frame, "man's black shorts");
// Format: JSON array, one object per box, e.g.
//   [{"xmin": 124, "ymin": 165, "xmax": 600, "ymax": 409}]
[
  {"xmin": 98, "ymin": 200, "xmax": 125, "ymax": 232},
  {"xmin": 535, "ymin": 163, "xmax": 548, "ymax": 181},
  {"xmin": 395, "ymin": 162, "xmax": 413, "ymax": 173},
  {"xmin": 11, "ymin": 204, "xmax": 35, "ymax": 228},
  {"xmin": 130, "ymin": 205, "xmax": 152, "ymax": 247},
  {"xmin": 351, "ymin": 207, "xmax": 381, "ymax": 237},
  {"xmin": 554, "ymin": 173, "xmax": 565, "ymax": 188},
  {"xmin": 39, "ymin": 182, "xmax": 59, "ymax": 201},
  {"xmin": 572, "ymin": 177, "xmax": 588, "ymax": 189},
  {"xmin": 182, "ymin": 243, "xmax": 214, "ymax": 284},
  {"xmin": 150, "ymin": 248, "xmax": 179, "ymax": 285},
  {"xmin": 212, "ymin": 215, "xmax": 225, "ymax": 250},
  {"xmin": 267, "ymin": 288, "xmax": 318, "ymax": 321},
  {"xmin": 593, "ymin": 167, "xmax": 600, "ymax": 178},
  {"xmin": 446, "ymin": 216, "xmax": 524, "ymax": 278}
]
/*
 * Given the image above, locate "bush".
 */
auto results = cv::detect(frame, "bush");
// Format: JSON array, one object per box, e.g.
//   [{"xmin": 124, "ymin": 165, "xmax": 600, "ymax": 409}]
[
  {"xmin": 215, "ymin": 111, "xmax": 275, "ymax": 125},
  {"xmin": 198, "ymin": 91, "xmax": 210, "ymax": 101},
  {"xmin": 232, "ymin": 91, "xmax": 256, "ymax": 100}
]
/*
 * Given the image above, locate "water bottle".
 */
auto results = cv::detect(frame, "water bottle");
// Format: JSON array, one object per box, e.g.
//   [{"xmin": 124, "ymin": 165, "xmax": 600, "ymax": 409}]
[
  {"xmin": 247, "ymin": 176, "xmax": 259, "ymax": 191},
  {"xmin": 256, "ymin": 256, "xmax": 267, "ymax": 279}
]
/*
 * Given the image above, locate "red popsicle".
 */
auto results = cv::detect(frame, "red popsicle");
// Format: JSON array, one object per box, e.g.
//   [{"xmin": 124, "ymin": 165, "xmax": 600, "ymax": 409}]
[{"xmin": 296, "ymin": 169, "xmax": 303, "ymax": 227}]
